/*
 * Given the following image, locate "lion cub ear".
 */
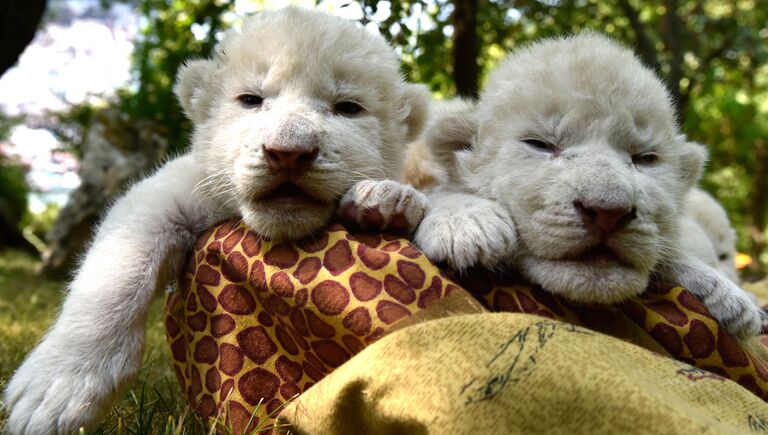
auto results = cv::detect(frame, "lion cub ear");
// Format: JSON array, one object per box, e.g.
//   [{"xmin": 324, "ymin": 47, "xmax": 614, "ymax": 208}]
[
  {"xmin": 399, "ymin": 84, "xmax": 432, "ymax": 142},
  {"xmin": 424, "ymin": 100, "xmax": 478, "ymax": 176},
  {"xmin": 174, "ymin": 59, "xmax": 218, "ymax": 124},
  {"xmin": 678, "ymin": 140, "xmax": 709, "ymax": 189}
]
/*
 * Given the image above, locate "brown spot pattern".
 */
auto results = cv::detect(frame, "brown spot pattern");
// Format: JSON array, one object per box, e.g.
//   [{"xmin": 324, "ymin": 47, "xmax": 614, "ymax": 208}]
[
  {"xmin": 166, "ymin": 315, "xmax": 180, "ymax": 337},
  {"xmin": 187, "ymin": 311, "xmax": 206, "ymax": 332},
  {"xmin": 311, "ymin": 340, "xmax": 351, "ymax": 368},
  {"xmin": 205, "ymin": 367, "xmax": 220, "ymax": 393},
  {"xmin": 342, "ymin": 307, "xmax": 372, "ymax": 336},
  {"xmin": 264, "ymin": 244, "xmax": 299, "ymax": 268},
  {"xmin": 397, "ymin": 260, "xmax": 426, "ymax": 289},
  {"xmin": 349, "ymin": 272, "xmax": 382, "ymax": 301},
  {"xmin": 383, "ymin": 275, "xmax": 415, "ymax": 304},
  {"xmin": 357, "ymin": 244, "xmax": 390, "ymax": 270},
  {"xmin": 684, "ymin": 319, "xmax": 715, "ymax": 358},
  {"xmin": 237, "ymin": 326, "xmax": 278, "ymax": 365},
  {"xmin": 304, "ymin": 310, "xmax": 336, "ymax": 338},
  {"xmin": 196, "ymin": 265, "xmax": 220, "ymax": 286},
  {"xmin": 270, "ymin": 271, "xmax": 295, "ymax": 297},
  {"xmin": 241, "ymin": 232, "xmax": 261, "ymax": 256},
  {"xmin": 275, "ymin": 325, "xmax": 299, "ymax": 355},
  {"xmin": 218, "ymin": 343, "xmax": 243, "ymax": 376},
  {"xmin": 647, "ymin": 300, "xmax": 688, "ymax": 327},
  {"xmin": 222, "ymin": 228, "xmax": 245, "ymax": 254},
  {"xmin": 468, "ymin": 276, "xmax": 768, "ymax": 402},
  {"xmin": 418, "ymin": 276, "xmax": 442, "ymax": 309},
  {"xmin": 294, "ymin": 257, "xmax": 322, "ymax": 284},
  {"xmin": 218, "ymin": 285, "xmax": 256, "ymax": 315},
  {"xmin": 297, "ymin": 233, "xmax": 328, "ymax": 253},
  {"xmin": 275, "ymin": 356, "xmax": 303, "ymax": 383},
  {"xmin": 210, "ymin": 314, "xmax": 235, "ymax": 338},
  {"xmin": 194, "ymin": 336, "xmax": 219, "ymax": 364},
  {"xmin": 239, "ymin": 368, "xmax": 280, "ymax": 405},
  {"xmin": 311, "ymin": 280, "xmax": 350, "ymax": 315},
  {"xmin": 222, "ymin": 252, "xmax": 248, "ymax": 282},
  {"xmin": 198, "ymin": 287, "xmax": 218, "ymax": 312},
  {"xmin": 376, "ymin": 300, "xmax": 411, "ymax": 324},
  {"xmin": 323, "ymin": 240, "xmax": 354, "ymax": 275}
]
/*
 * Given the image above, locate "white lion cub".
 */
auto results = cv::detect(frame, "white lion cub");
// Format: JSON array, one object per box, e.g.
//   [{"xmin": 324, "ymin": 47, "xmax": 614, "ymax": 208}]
[
  {"xmin": 685, "ymin": 187, "xmax": 739, "ymax": 281},
  {"xmin": 4, "ymin": 8, "xmax": 429, "ymax": 434},
  {"xmin": 414, "ymin": 34, "xmax": 764, "ymax": 337}
]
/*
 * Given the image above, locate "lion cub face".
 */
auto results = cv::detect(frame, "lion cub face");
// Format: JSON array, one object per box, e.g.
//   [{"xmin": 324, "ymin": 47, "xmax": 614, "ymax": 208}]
[
  {"xmin": 455, "ymin": 34, "xmax": 707, "ymax": 303},
  {"xmin": 174, "ymin": 8, "xmax": 427, "ymax": 240}
]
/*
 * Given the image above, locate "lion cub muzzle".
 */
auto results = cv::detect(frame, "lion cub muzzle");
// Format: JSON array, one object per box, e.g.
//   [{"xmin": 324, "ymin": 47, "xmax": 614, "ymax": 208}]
[
  {"xmin": 262, "ymin": 145, "xmax": 319, "ymax": 174},
  {"xmin": 262, "ymin": 113, "xmax": 321, "ymax": 174},
  {"xmin": 257, "ymin": 114, "xmax": 325, "ymax": 205},
  {"xmin": 574, "ymin": 200, "xmax": 637, "ymax": 237}
]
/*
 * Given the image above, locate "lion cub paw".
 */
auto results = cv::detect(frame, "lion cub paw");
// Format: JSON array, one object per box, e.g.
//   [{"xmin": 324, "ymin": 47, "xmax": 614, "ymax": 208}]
[
  {"xmin": 674, "ymin": 262, "xmax": 766, "ymax": 338},
  {"xmin": 413, "ymin": 195, "xmax": 517, "ymax": 271},
  {"xmin": 338, "ymin": 179, "xmax": 427, "ymax": 234},
  {"xmin": 703, "ymin": 283, "xmax": 766, "ymax": 338}
]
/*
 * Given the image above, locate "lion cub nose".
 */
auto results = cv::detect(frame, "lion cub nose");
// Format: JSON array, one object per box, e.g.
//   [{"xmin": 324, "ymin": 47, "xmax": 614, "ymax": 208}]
[
  {"xmin": 574, "ymin": 201, "xmax": 637, "ymax": 236},
  {"xmin": 262, "ymin": 145, "xmax": 319, "ymax": 174}
]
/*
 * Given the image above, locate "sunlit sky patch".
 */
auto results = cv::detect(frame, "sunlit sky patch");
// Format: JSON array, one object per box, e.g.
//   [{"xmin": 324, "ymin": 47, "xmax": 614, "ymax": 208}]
[{"xmin": 0, "ymin": 2, "xmax": 137, "ymax": 117}]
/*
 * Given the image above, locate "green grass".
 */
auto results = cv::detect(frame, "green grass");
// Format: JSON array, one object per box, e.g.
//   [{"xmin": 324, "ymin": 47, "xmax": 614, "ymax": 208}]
[
  {"xmin": 0, "ymin": 250, "xmax": 293, "ymax": 434},
  {"xmin": 0, "ymin": 250, "xmax": 197, "ymax": 434}
]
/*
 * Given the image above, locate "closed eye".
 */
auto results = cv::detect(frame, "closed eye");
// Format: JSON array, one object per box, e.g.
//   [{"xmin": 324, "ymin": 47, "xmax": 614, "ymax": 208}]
[
  {"xmin": 632, "ymin": 152, "xmax": 659, "ymax": 165},
  {"xmin": 521, "ymin": 138, "xmax": 558, "ymax": 153}
]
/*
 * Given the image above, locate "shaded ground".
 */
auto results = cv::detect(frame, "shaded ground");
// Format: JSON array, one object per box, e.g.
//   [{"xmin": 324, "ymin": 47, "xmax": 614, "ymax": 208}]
[{"xmin": 0, "ymin": 250, "xmax": 197, "ymax": 434}]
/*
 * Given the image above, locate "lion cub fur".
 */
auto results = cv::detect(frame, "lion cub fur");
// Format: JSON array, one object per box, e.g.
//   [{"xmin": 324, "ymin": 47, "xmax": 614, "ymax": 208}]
[{"xmin": 413, "ymin": 33, "xmax": 764, "ymax": 338}]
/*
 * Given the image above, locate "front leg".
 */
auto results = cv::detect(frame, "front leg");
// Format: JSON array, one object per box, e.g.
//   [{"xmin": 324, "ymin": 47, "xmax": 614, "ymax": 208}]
[
  {"xmin": 660, "ymin": 255, "xmax": 766, "ymax": 338},
  {"xmin": 338, "ymin": 179, "xmax": 428, "ymax": 235},
  {"xmin": 3, "ymin": 156, "xmax": 231, "ymax": 434},
  {"xmin": 412, "ymin": 190, "xmax": 518, "ymax": 271}
]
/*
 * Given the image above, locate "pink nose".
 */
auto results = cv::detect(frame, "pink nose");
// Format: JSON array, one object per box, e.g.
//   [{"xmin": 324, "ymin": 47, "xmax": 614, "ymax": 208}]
[
  {"xmin": 262, "ymin": 145, "xmax": 318, "ymax": 174},
  {"xmin": 574, "ymin": 201, "xmax": 636, "ymax": 236}
]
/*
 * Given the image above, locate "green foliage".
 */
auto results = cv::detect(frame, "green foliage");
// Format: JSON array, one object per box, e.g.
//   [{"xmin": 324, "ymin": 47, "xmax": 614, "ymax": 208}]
[
  {"xmin": 0, "ymin": 155, "xmax": 29, "ymax": 225},
  {"xmin": 118, "ymin": 0, "xmax": 237, "ymax": 153},
  {"xmin": 21, "ymin": 202, "xmax": 59, "ymax": 244},
  {"xmin": 0, "ymin": 115, "xmax": 22, "ymax": 142}
]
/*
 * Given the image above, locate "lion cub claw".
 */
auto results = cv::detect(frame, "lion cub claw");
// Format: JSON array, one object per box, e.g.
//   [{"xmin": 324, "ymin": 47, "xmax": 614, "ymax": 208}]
[{"xmin": 338, "ymin": 179, "xmax": 427, "ymax": 234}]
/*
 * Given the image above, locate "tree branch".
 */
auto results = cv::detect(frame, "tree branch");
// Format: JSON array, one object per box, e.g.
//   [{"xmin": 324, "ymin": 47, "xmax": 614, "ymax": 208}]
[
  {"xmin": 617, "ymin": 0, "xmax": 662, "ymax": 73},
  {"xmin": 452, "ymin": 0, "xmax": 479, "ymax": 98}
]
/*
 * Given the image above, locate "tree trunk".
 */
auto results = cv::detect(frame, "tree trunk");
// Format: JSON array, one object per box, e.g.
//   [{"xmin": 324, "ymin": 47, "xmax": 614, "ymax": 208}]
[
  {"xmin": 452, "ymin": 0, "xmax": 479, "ymax": 98},
  {"xmin": 41, "ymin": 109, "xmax": 168, "ymax": 278},
  {"xmin": 661, "ymin": 0, "xmax": 687, "ymax": 121},
  {"xmin": 0, "ymin": 0, "xmax": 47, "ymax": 78},
  {"xmin": 617, "ymin": 0, "xmax": 662, "ymax": 74}
]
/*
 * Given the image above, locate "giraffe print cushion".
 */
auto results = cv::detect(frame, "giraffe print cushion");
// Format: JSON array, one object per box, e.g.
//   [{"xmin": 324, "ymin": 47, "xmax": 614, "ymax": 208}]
[
  {"xmin": 166, "ymin": 220, "xmax": 768, "ymax": 431},
  {"xmin": 165, "ymin": 220, "xmax": 473, "ymax": 433}
]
